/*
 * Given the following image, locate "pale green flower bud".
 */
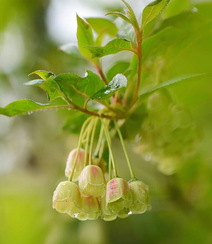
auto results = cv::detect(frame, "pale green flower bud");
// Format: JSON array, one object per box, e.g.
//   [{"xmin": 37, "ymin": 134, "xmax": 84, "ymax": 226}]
[
  {"xmin": 118, "ymin": 208, "xmax": 130, "ymax": 219},
  {"xmin": 129, "ymin": 180, "xmax": 151, "ymax": 214},
  {"xmin": 106, "ymin": 178, "xmax": 132, "ymax": 214},
  {"xmin": 52, "ymin": 181, "xmax": 81, "ymax": 216},
  {"xmin": 79, "ymin": 165, "xmax": 105, "ymax": 197},
  {"xmin": 65, "ymin": 148, "xmax": 88, "ymax": 182},
  {"xmin": 170, "ymin": 104, "xmax": 192, "ymax": 129},
  {"xmin": 147, "ymin": 92, "xmax": 168, "ymax": 111},
  {"xmin": 76, "ymin": 195, "xmax": 100, "ymax": 221},
  {"xmin": 100, "ymin": 194, "xmax": 117, "ymax": 221},
  {"xmin": 157, "ymin": 157, "xmax": 179, "ymax": 175}
]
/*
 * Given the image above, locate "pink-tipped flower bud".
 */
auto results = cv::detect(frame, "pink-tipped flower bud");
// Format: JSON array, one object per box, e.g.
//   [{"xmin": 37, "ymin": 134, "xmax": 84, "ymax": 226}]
[
  {"xmin": 106, "ymin": 178, "xmax": 132, "ymax": 214},
  {"xmin": 52, "ymin": 181, "xmax": 81, "ymax": 216},
  {"xmin": 100, "ymin": 194, "xmax": 117, "ymax": 221},
  {"xmin": 129, "ymin": 180, "xmax": 151, "ymax": 214},
  {"xmin": 76, "ymin": 196, "xmax": 100, "ymax": 221},
  {"xmin": 65, "ymin": 148, "xmax": 88, "ymax": 182},
  {"xmin": 79, "ymin": 165, "xmax": 105, "ymax": 197}
]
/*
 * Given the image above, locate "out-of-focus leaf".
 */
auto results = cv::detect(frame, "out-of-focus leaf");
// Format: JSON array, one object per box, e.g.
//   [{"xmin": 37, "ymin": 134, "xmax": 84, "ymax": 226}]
[
  {"xmin": 59, "ymin": 43, "xmax": 84, "ymax": 58},
  {"xmin": 0, "ymin": 99, "xmax": 66, "ymax": 117},
  {"xmin": 86, "ymin": 39, "xmax": 134, "ymax": 58},
  {"xmin": 106, "ymin": 61, "xmax": 130, "ymax": 81},
  {"xmin": 91, "ymin": 74, "xmax": 127, "ymax": 100},
  {"xmin": 40, "ymin": 76, "xmax": 66, "ymax": 102},
  {"xmin": 142, "ymin": 27, "xmax": 178, "ymax": 62},
  {"xmin": 63, "ymin": 112, "xmax": 89, "ymax": 134},
  {"xmin": 29, "ymin": 70, "xmax": 55, "ymax": 80},
  {"xmin": 162, "ymin": 0, "xmax": 191, "ymax": 18},
  {"xmin": 85, "ymin": 17, "xmax": 118, "ymax": 36},
  {"xmin": 138, "ymin": 73, "xmax": 207, "ymax": 100},
  {"xmin": 77, "ymin": 15, "xmax": 94, "ymax": 61},
  {"xmin": 142, "ymin": 0, "xmax": 170, "ymax": 28},
  {"xmin": 116, "ymin": 19, "xmax": 136, "ymax": 42}
]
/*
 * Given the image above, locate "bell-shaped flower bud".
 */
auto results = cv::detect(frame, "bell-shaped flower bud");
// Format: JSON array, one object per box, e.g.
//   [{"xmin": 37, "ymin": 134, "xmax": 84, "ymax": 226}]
[
  {"xmin": 52, "ymin": 181, "xmax": 81, "ymax": 216},
  {"xmin": 118, "ymin": 208, "xmax": 130, "ymax": 219},
  {"xmin": 106, "ymin": 178, "xmax": 132, "ymax": 214},
  {"xmin": 129, "ymin": 180, "xmax": 151, "ymax": 214},
  {"xmin": 76, "ymin": 195, "xmax": 100, "ymax": 221},
  {"xmin": 65, "ymin": 148, "xmax": 88, "ymax": 182},
  {"xmin": 79, "ymin": 165, "xmax": 105, "ymax": 197},
  {"xmin": 170, "ymin": 104, "xmax": 192, "ymax": 129},
  {"xmin": 100, "ymin": 194, "xmax": 117, "ymax": 221},
  {"xmin": 157, "ymin": 157, "xmax": 179, "ymax": 175},
  {"xmin": 147, "ymin": 92, "xmax": 168, "ymax": 111},
  {"xmin": 92, "ymin": 157, "xmax": 107, "ymax": 171}
]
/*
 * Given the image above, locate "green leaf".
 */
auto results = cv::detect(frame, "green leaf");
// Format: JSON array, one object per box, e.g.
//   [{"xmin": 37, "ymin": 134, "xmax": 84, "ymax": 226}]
[
  {"xmin": 116, "ymin": 19, "xmax": 136, "ymax": 43},
  {"xmin": 77, "ymin": 15, "xmax": 94, "ymax": 61},
  {"xmin": 0, "ymin": 99, "xmax": 66, "ymax": 117},
  {"xmin": 142, "ymin": 0, "xmax": 170, "ymax": 28},
  {"xmin": 59, "ymin": 43, "xmax": 84, "ymax": 59},
  {"xmin": 29, "ymin": 70, "xmax": 55, "ymax": 80},
  {"xmin": 55, "ymin": 70, "xmax": 105, "ymax": 106},
  {"xmin": 24, "ymin": 79, "xmax": 44, "ymax": 86},
  {"xmin": 106, "ymin": 12, "xmax": 133, "ymax": 26},
  {"xmin": 138, "ymin": 73, "xmax": 207, "ymax": 100},
  {"xmin": 86, "ymin": 39, "xmax": 134, "ymax": 58},
  {"xmin": 40, "ymin": 76, "xmax": 66, "ymax": 102},
  {"xmin": 91, "ymin": 74, "xmax": 127, "ymax": 100},
  {"xmin": 106, "ymin": 61, "xmax": 130, "ymax": 81},
  {"xmin": 122, "ymin": 0, "xmax": 139, "ymax": 30},
  {"xmin": 85, "ymin": 17, "xmax": 118, "ymax": 36}
]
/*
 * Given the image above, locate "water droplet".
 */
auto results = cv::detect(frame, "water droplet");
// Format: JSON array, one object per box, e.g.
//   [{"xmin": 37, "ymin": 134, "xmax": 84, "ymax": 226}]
[{"xmin": 145, "ymin": 155, "xmax": 152, "ymax": 162}]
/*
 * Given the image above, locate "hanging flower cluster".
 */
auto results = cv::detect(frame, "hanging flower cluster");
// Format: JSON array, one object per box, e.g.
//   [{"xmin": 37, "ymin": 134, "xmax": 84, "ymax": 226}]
[{"xmin": 52, "ymin": 117, "xmax": 151, "ymax": 221}]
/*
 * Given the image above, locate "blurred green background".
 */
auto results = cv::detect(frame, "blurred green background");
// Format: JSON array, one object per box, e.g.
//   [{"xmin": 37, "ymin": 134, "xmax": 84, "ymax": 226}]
[{"xmin": 0, "ymin": 0, "xmax": 212, "ymax": 243}]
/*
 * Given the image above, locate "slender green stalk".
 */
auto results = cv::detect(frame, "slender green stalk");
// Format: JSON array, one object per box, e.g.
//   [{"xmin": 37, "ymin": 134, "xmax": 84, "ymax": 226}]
[
  {"xmin": 99, "ymin": 137, "xmax": 105, "ymax": 160},
  {"xmin": 89, "ymin": 118, "xmax": 99, "ymax": 165},
  {"xmin": 109, "ymin": 154, "xmax": 112, "ymax": 180},
  {"xmin": 84, "ymin": 119, "xmax": 94, "ymax": 167},
  {"xmin": 114, "ymin": 120, "xmax": 136, "ymax": 180},
  {"xmin": 100, "ymin": 118, "xmax": 118, "ymax": 178},
  {"xmin": 94, "ymin": 124, "xmax": 104, "ymax": 157},
  {"xmin": 69, "ymin": 116, "xmax": 93, "ymax": 181}
]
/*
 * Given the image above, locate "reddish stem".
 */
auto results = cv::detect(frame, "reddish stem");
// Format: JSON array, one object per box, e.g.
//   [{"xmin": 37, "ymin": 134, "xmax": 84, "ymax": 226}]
[
  {"xmin": 95, "ymin": 63, "xmax": 108, "ymax": 85},
  {"xmin": 130, "ymin": 30, "xmax": 143, "ymax": 107}
]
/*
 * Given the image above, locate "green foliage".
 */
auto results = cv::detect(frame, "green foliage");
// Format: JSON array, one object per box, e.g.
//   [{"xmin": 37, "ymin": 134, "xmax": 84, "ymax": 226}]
[
  {"xmin": 138, "ymin": 73, "xmax": 207, "ymax": 101},
  {"xmin": 85, "ymin": 17, "xmax": 118, "ymax": 37},
  {"xmin": 0, "ymin": 0, "xmax": 209, "ymax": 181},
  {"xmin": 106, "ymin": 61, "xmax": 130, "ymax": 81},
  {"xmin": 1, "ymin": 0, "xmax": 212, "ymax": 241},
  {"xmin": 86, "ymin": 38, "xmax": 134, "ymax": 58},
  {"xmin": 55, "ymin": 71, "xmax": 105, "ymax": 106},
  {"xmin": 0, "ymin": 99, "xmax": 62, "ymax": 117},
  {"xmin": 59, "ymin": 44, "xmax": 84, "ymax": 59},
  {"xmin": 77, "ymin": 15, "xmax": 95, "ymax": 61},
  {"xmin": 29, "ymin": 70, "xmax": 55, "ymax": 80}
]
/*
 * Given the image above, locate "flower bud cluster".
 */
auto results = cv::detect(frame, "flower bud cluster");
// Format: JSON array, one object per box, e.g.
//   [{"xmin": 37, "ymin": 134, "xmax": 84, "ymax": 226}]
[
  {"xmin": 135, "ymin": 92, "xmax": 201, "ymax": 175},
  {"xmin": 53, "ymin": 148, "xmax": 151, "ymax": 221}
]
